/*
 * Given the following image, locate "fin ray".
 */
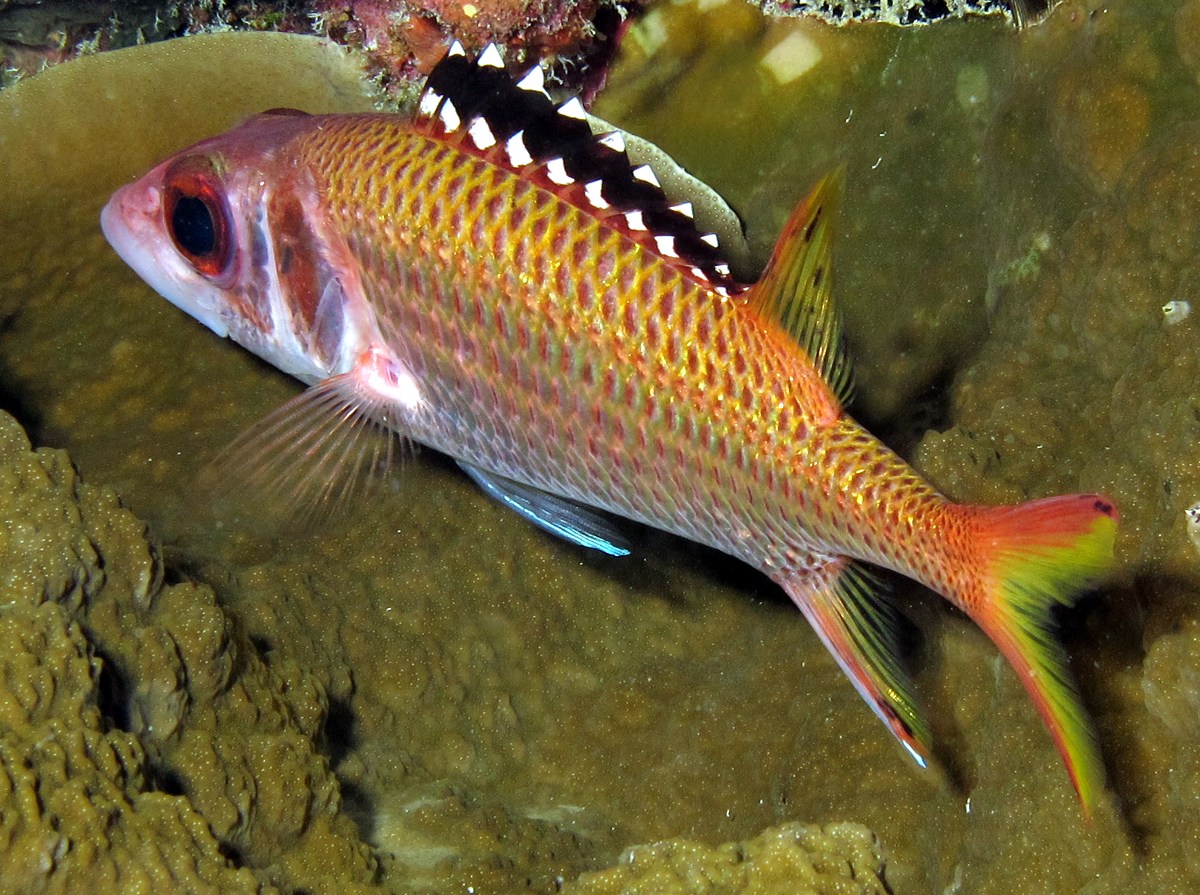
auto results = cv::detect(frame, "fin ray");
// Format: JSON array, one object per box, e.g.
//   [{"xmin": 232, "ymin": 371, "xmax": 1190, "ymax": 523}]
[
  {"xmin": 748, "ymin": 169, "xmax": 853, "ymax": 404},
  {"xmin": 459, "ymin": 462, "xmax": 631, "ymax": 557},
  {"xmin": 964, "ymin": 494, "xmax": 1118, "ymax": 817},
  {"xmin": 776, "ymin": 557, "xmax": 929, "ymax": 765},
  {"xmin": 202, "ymin": 372, "xmax": 407, "ymax": 528}
]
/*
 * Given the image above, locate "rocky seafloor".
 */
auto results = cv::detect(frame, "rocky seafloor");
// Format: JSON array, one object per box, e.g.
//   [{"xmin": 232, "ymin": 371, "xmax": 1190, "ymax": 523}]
[{"xmin": 1, "ymin": 0, "xmax": 1200, "ymax": 892}]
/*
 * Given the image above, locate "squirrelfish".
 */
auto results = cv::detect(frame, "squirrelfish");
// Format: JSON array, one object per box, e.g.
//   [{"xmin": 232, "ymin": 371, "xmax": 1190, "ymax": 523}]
[{"xmin": 102, "ymin": 43, "xmax": 1118, "ymax": 813}]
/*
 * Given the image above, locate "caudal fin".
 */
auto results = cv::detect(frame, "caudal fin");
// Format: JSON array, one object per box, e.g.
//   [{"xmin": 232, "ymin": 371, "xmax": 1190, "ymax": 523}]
[{"xmin": 965, "ymin": 494, "xmax": 1118, "ymax": 817}]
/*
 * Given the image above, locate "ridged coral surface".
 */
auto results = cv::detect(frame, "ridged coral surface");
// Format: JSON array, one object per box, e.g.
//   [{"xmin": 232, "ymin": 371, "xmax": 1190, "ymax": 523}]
[{"xmin": 0, "ymin": 410, "xmax": 376, "ymax": 894}]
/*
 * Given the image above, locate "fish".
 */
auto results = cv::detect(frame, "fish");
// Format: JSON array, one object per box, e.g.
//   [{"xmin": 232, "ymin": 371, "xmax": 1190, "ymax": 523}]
[{"xmin": 101, "ymin": 41, "xmax": 1118, "ymax": 814}]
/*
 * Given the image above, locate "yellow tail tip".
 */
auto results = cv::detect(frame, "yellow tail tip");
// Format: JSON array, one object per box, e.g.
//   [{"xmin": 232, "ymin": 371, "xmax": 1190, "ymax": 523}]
[{"xmin": 972, "ymin": 494, "xmax": 1118, "ymax": 816}]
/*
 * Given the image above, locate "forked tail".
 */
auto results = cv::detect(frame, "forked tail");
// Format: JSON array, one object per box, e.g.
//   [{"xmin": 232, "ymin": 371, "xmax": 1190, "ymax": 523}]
[{"xmin": 962, "ymin": 494, "xmax": 1118, "ymax": 817}]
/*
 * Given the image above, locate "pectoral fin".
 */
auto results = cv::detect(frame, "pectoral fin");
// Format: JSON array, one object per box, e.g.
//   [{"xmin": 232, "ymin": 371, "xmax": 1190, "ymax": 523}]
[
  {"xmin": 202, "ymin": 349, "xmax": 412, "ymax": 526},
  {"xmin": 776, "ymin": 558, "xmax": 929, "ymax": 766},
  {"xmin": 458, "ymin": 462, "xmax": 631, "ymax": 557}
]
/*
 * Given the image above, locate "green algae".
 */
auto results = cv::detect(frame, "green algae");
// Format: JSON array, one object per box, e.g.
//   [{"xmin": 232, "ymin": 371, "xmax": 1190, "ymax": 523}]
[{"xmin": 1, "ymin": 2, "xmax": 1200, "ymax": 893}]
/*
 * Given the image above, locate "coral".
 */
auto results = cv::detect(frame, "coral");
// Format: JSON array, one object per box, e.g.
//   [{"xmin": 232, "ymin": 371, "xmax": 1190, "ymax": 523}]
[
  {"xmin": 311, "ymin": 0, "xmax": 616, "ymax": 90},
  {"xmin": 0, "ymin": 0, "xmax": 626, "ymax": 100},
  {"xmin": 563, "ymin": 823, "xmax": 888, "ymax": 895},
  {"xmin": 909, "ymin": 4, "xmax": 1200, "ymax": 889},
  {"xmin": 1050, "ymin": 64, "xmax": 1151, "ymax": 193},
  {"xmin": 0, "ymin": 409, "xmax": 356, "ymax": 893},
  {"xmin": 0, "ymin": 408, "xmax": 383, "ymax": 894},
  {"xmin": 756, "ymin": 0, "xmax": 1057, "ymax": 26},
  {"xmin": 916, "ymin": 119, "xmax": 1200, "ymax": 569},
  {"xmin": 1142, "ymin": 620, "xmax": 1200, "ymax": 872},
  {"xmin": 1178, "ymin": 0, "xmax": 1200, "ymax": 77}
]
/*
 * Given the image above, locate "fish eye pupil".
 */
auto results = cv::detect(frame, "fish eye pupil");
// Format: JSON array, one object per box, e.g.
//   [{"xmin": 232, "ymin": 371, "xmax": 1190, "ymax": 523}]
[{"xmin": 171, "ymin": 194, "xmax": 216, "ymax": 257}]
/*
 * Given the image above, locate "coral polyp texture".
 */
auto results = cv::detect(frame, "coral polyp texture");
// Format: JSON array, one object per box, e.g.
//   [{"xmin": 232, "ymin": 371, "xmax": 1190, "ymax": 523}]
[
  {"xmin": 757, "ymin": 0, "xmax": 1058, "ymax": 25},
  {"xmin": 0, "ymin": 410, "xmax": 378, "ymax": 894},
  {"xmin": 0, "ymin": 0, "xmax": 623, "ymax": 94}
]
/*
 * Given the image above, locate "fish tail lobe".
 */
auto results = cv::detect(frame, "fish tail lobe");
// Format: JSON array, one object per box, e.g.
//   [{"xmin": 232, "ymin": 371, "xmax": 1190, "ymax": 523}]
[{"xmin": 961, "ymin": 493, "xmax": 1118, "ymax": 818}]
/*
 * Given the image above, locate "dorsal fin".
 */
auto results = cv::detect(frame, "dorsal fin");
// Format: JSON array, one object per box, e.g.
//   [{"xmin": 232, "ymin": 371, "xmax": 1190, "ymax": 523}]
[
  {"xmin": 747, "ymin": 169, "xmax": 853, "ymax": 404},
  {"xmin": 412, "ymin": 43, "xmax": 744, "ymax": 294}
]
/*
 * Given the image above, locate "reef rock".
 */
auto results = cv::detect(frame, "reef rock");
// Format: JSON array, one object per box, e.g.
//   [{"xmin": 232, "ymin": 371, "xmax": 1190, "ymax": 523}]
[
  {"xmin": 564, "ymin": 822, "xmax": 887, "ymax": 895},
  {"xmin": 0, "ymin": 410, "xmax": 379, "ymax": 894}
]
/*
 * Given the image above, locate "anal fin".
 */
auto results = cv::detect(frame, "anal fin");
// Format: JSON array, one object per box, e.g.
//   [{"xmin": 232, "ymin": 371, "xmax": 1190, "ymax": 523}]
[
  {"xmin": 775, "ymin": 558, "xmax": 929, "ymax": 766},
  {"xmin": 458, "ymin": 462, "xmax": 631, "ymax": 557}
]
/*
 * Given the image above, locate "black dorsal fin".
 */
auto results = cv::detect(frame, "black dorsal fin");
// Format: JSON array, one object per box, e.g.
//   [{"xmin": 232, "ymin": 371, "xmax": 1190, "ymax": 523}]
[{"xmin": 412, "ymin": 43, "xmax": 744, "ymax": 294}]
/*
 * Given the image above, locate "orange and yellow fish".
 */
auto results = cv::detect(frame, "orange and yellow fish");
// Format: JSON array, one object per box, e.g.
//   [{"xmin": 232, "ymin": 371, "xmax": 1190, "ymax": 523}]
[{"xmin": 102, "ymin": 43, "xmax": 1118, "ymax": 813}]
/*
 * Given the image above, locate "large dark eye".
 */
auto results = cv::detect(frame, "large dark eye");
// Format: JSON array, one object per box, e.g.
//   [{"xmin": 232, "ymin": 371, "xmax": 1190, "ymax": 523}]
[
  {"xmin": 171, "ymin": 195, "xmax": 216, "ymax": 257},
  {"xmin": 164, "ymin": 167, "xmax": 233, "ymax": 279}
]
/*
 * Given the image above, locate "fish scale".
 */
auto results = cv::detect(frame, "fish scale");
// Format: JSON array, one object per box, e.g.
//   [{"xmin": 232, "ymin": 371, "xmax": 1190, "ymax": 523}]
[
  {"xmin": 318, "ymin": 114, "xmax": 969, "ymax": 589},
  {"xmin": 102, "ymin": 42, "xmax": 1119, "ymax": 815},
  {"xmin": 300, "ymin": 118, "xmax": 811, "ymax": 559}
]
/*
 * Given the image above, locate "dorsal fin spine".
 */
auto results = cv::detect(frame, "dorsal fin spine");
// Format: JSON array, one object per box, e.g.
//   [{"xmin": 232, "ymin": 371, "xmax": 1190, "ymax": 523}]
[
  {"xmin": 478, "ymin": 43, "xmax": 504, "ymax": 68},
  {"xmin": 439, "ymin": 99, "xmax": 461, "ymax": 132},
  {"xmin": 414, "ymin": 44, "xmax": 745, "ymax": 291},
  {"xmin": 505, "ymin": 131, "xmax": 533, "ymax": 166},
  {"xmin": 516, "ymin": 66, "xmax": 548, "ymax": 97},
  {"xmin": 558, "ymin": 97, "xmax": 587, "ymax": 120},
  {"xmin": 468, "ymin": 117, "xmax": 496, "ymax": 149}
]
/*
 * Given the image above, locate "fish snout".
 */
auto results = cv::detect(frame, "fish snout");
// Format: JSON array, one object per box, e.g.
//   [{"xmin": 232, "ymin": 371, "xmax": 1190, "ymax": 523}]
[
  {"xmin": 100, "ymin": 179, "xmax": 163, "ymax": 257},
  {"xmin": 101, "ymin": 181, "xmax": 161, "ymax": 247}
]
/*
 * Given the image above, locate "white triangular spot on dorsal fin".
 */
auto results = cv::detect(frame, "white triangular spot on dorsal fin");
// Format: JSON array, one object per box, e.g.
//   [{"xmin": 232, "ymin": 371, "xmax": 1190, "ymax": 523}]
[
  {"xmin": 448, "ymin": 40, "xmax": 466, "ymax": 57},
  {"xmin": 624, "ymin": 210, "xmax": 647, "ymax": 231},
  {"xmin": 715, "ymin": 286, "xmax": 730, "ymax": 297},
  {"xmin": 516, "ymin": 66, "xmax": 549, "ymax": 97},
  {"xmin": 691, "ymin": 267, "xmax": 709, "ymax": 281},
  {"xmin": 468, "ymin": 117, "xmax": 496, "ymax": 150},
  {"xmin": 440, "ymin": 99, "xmax": 461, "ymax": 132},
  {"xmin": 598, "ymin": 131, "xmax": 626, "ymax": 152},
  {"xmin": 700, "ymin": 233, "xmax": 719, "ymax": 248},
  {"xmin": 669, "ymin": 201, "xmax": 694, "ymax": 219},
  {"xmin": 546, "ymin": 157, "xmax": 573, "ymax": 186},
  {"xmin": 715, "ymin": 263, "xmax": 731, "ymax": 275},
  {"xmin": 632, "ymin": 165, "xmax": 660, "ymax": 187},
  {"xmin": 558, "ymin": 96, "xmax": 586, "ymax": 120},
  {"xmin": 478, "ymin": 43, "xmax": 504, "ymax": 68},
  {"xmin": 654, "ymin": 235, "xmax": 679, "ymax": 258},
  {"xmin": 505, "ymin": 130, "xmax": 533, "ymax": 167},
  {"xmin": 418, "ymin": 90, "xmax": 441, "ymax": 117},
  {"xmin": 585, "ymin": 180, "xmax": 608, "ymax": 209}
]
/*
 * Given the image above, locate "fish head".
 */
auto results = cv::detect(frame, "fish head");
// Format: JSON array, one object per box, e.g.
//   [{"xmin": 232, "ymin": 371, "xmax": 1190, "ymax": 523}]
[{"xmin": 102, "ymin": 109, "xmax": 365, "ymax": 385}]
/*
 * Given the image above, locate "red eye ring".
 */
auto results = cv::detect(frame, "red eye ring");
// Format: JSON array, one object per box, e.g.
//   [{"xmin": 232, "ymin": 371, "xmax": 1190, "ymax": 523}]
[{"xmin": 163, "ymin": 167, "xmax": 233, "ymax": 280}]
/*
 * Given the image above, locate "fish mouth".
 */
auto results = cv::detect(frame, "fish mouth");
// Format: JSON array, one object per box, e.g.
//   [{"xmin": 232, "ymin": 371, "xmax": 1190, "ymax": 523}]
[
  {"xmin": 100, "ymin": 180, "xmax": 162, "ymax": 270},
  {"xmin": 101, "ymin": 181, "xmax": 231, "ymax": 339}
]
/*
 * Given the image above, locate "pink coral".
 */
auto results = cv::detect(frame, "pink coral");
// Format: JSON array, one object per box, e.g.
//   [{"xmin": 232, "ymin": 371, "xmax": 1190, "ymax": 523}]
[{"xmin": 313, "ymin": 0, "xmax": 629, "ymax": 96}]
